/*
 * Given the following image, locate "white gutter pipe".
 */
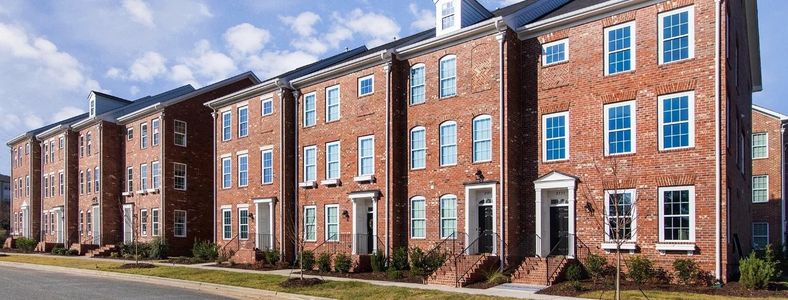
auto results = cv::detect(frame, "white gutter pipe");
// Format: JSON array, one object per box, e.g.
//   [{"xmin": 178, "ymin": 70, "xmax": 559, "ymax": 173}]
[
  {"xmin": 781, "ymin": 124, "xmax": 786, "ymax": 249},
  {"xmin": 211, "ymin": 111, "xmax": 217, "ymax": 243},
  {"xmin": 495, "ymin": 21, "xmax": 507, "ymax": 271},
  {"xmin": 383, "ymin": 58, "xmax": 392, "ymax": 258},
  {"xmin": 714, "ymin": 0, "xmax": 722, "ymax": 281}
]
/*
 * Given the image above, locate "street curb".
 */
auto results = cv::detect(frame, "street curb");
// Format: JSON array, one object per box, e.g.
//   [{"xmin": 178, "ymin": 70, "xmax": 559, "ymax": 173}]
[{"xmin": 0, "ymin": 261, "xmax": 331, "ymax": 300}]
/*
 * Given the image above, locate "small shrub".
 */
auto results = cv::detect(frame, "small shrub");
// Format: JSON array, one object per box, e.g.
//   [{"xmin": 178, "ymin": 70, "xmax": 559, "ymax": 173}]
[
  {"xmin": 67, "ymin": 249, "xmax": 78, "ymax": 256},
  {"xmin": 386, "ymin": 267, "xmax": 402, "ymax": 280},
  {"xmin": 192, "ymin": 240, "xmax": 218, "ymax": 262},
  {"xmin": 761, "ymin": 245, "xmax": 784, "ymax": 281},
  {"xmin": 484, "ymin": 269, "xmax": 510, "ymax": 285},
  {"xmin": 392, "ymin": 247, "xmax": 409, "ymax": 271},
  {"xmin": 565, "ymin": 262, "xmax": 584, "ymax": 282},
  {"xmin": 653, "ymin": 267, "xmax": 671, "ymax": 284},
  {"xmin": 264, "ymin": 250, "xmax": 280, "ymax": 265},
  {"xmin": 301, "ymin": 250, "xmax": 315, "ymax": 271},
  {"xmin": 317, "ymin": 253, "xmax": 332, "ymax": 272},
  {"xmin": 408, "ymin": 247, "xmax": 425, "ymax": 276},
  {"xmin": 334, "ymin": 252, "xmax": 352, "ymax": 273},
  {"xmin": 409, "ymin": 247, "xmax": 446, "ymax": 276},
  {"xmin": 51, "ymin": 246, "xmax": 66, "ymax": 255},
  {"xmin": 627, "ymin": 256, "xmax": 655, "ymax": 285},
  {"xmin": 15, "ymin": 237, "xmax": 36, "ymax": 252},
  {"xmin": 371, "ymin": 250, "xmax": 387, "ymax": 272},
  {"xmin": 585, "ymin": 254, "xmax": 608, "ymax": 283},
  {"xmin": 740, "ymin": 252, "xmax": 775, "ymax": 290},
  {"xmin": 148, "ymin": 237, "xmax": 168, "ymax": 259},
  {"xmin": 673, "ymin": 258, "xmax": 700, "ymax": 285},
  {"xmin": 110, "ymin": 252, "xmax": 120, "ymax": 258}
]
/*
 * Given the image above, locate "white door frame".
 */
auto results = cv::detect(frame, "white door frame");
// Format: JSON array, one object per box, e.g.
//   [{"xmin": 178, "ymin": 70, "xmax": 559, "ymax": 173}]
[
  {"xmin": 92, "ymin": 205, "xmax": 100, "ymax": 245},
  {"xmin": 253, "ymin": 198, "xmax": 274, "ymax": 251},
  {"xmin": 464, "ymin": 183, "xmax": 497, "ymax": 255},
  {"xmin": 21, "ymin": 203, "xmax": 29, "ymax": 238},
  {"xmin": 349, "ymin": 191, "xmax": 379, "ymax": 255},
  {"xmin": 123, "ymin": 204, "xmax": 134, "ymax": 244},
  {"xmin": 53, "ymin": 207, "xmax": 64, "ymax": 244},
  {"xmin": 534, "ymin": 172, "xmax": 577, "ymax": 258}
]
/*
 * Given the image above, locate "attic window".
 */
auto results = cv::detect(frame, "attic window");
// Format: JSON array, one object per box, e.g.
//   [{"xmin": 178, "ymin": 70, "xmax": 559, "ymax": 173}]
[
  {"xmin": 441, "ymin": 1, "xmax": 456, "ymax": 30},
  {"xmin": 89, "ymin": 99, "xmax": 96, "ymax": 116}
]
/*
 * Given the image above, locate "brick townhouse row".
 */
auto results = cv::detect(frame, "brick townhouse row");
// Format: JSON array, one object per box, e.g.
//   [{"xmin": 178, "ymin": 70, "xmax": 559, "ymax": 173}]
[
  {"xmin": 6, "ymin": 0, "xmax": 762, "ymax": 286},
  {"xmin": 203, "ymin": 0, "xmax": 762, "ymax": 285},
  {"xmin": 750, "ymin": 105, "xmax": 788, "ymax": 251}
]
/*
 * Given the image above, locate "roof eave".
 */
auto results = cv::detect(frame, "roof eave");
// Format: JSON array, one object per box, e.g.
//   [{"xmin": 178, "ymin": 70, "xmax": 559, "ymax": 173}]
[
  {"xmin": 116, "ymin": 103, "xmax": 164, "ymax": 124},
  {"xmin": 35, "ymin": 125, "xmax": 67, "ymax": 140},
  {"xmin": 290, "ymin": 50, "xmax": 393, "ymax": 88},
  {"xmin": 752, "ymin": 104, "xmax": 788, "ymax": 121},
  {"xmin": 6, "ymin": 133, "xmax": 32, "ymax": 147},
  {"xmin": 745, "ymin": 0, "xmax": 762, "ymax": 92},
  {"xmin": 396, "ymin": 17, "xmax": 504, "ymax": 59},
  {"xmin": 204, "ymin": 78, "xmax": 281, "ymax": 109},
  {"xmin": 516, "ymin": 0, "xmax": 656, "ymax": 39}
]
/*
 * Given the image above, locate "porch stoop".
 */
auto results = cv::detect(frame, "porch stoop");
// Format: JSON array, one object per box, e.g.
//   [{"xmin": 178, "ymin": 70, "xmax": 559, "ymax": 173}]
[
  {"xmin": 3, "ymin": 237, "xmax": 15, "ymax": 249},
  {"xmin": 511, "ymin": 256, "xmax": 570, "ymax": 286},
  {"xmin": 426, "ymin": 254, "xmax": 500, "ymax": 287},
  {"xmin": 86, "ymin": 244, "xmax": 117, "ymax": 258},
  {"xmin": 70, "ymin": 243, "xmax": 98, "ymax": 255},
  {"xmin": 34, "ymin": 242, "xmax": 60, "ymax": 253}
]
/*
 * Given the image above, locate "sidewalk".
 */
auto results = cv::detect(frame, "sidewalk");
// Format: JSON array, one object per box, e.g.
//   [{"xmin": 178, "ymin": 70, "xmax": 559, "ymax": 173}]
[{"xmin": 0, "ymin": 252, "xmax": 582, "ymax": 300}]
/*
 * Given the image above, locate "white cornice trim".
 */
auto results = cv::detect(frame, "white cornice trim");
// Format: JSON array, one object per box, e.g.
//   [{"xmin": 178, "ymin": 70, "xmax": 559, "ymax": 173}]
[
  {"xmin": 291, "ymin": 50, "xmax": 392, "ymax": 88},
  {"xmin": 116, "ymin": 103, "xmax": 163, "ymax": 123},
  {"xmin": 516, "ymin": 0, "xmax": 657, "ymax": 39},
  {"xmin": 396, "ymin": 17, "xmax": 504, "ymax": 59},
  {"xmin": 204, "ymin": 79, "xmax": 282, "ymax": 109},
  {"xmin": 753, "ymin": 104, "xmax": 788, "ymax": 121}
]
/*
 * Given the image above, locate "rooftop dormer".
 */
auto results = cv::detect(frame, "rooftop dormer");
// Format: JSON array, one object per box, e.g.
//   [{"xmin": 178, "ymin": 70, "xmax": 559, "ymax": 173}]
[
  {"xmin": 87, "ymin": 91, "xmax": 132, "ymax": 117},
  {"xmin": 434, "ymin": 0, "xmax": 492, "ymax": 36}
]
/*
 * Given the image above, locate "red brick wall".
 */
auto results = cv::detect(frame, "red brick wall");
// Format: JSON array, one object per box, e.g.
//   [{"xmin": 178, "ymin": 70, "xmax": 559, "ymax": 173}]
[
  {"xmin": 122, "ymin": 113, "xmax": 165, "ymax": 246},
  {"xmin": 9, "ymin": 138, "xmax": 41, "ymax": 240},
  {"xmin": 39, "ymin": 132, "xmax": 69, "ymax": 244},
  {"xmin": 751, "ymin": 110, "xmax": 785, "ymax": 249}
]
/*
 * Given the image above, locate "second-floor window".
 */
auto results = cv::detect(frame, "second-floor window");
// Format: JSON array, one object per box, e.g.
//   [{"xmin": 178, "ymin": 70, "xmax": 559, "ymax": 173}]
[
  {"xmin": 752, "ymin": 133, "xmax": 768, "ymax": 159},
  {"xmin": 238, "ymin": 106, "xmax": 249, "ymax": 137},
  {"xmin": 473, "ymin": 116, "xmax": 492, "ymax": 162},
  {"xmin": 304, "ymin": 93, "xmax": 316, "ymax": 127},
  {"xmin": 604, "ymin": 22, "xmax": 635, "ymax": 75},
  {"xmin": 752, "ymin": 175, "xmax": 769, "ymax": 203},
  {"xmin": 58, "ymin": 172, "xmax": 64, "ymax": 195},
  {"xmin": 410, "ymin": 64, "xmax": 425, "ymax": 105},
  {"xmin": 604, "ymin": 101, "xmax": 636, "ymax": 155},
  {"xmin": 151, "ymin": 161, "xmax": 160, "ymax": 189},
  {"xmin": 358, "ymin": 75, "xmax": 373, "ymax": 96},
  {"xmin": 222, "ymin": 157, "xmax": 232, "ymax": 188},
  {"xmin": 140, "ymin": 123, "xmax": 148, "ymax": 149},
  {"xmin": 127, "ymin": 127, "xmax": 134, "ymax": 140},
  {"xmin": 174, "ymin": 163, "xmax": 187, "ymax": 190},
  {"xmin": 358, "ymin": 136, "xmax": 374, "ymax": 176},
  {"xmin": 261, "ymin": 98, "xmax": 274, "ymax": 116},
  {"xmin": 222, "ymin": 111, "xmax": 231, "ymax": 141},
  {"xmin": 410, "ymin": 127, "xmax": 426, "ymax": 169},
  {"xmin": 659, "ymin": 6, "xmax": 694, "ymax": 64},
  {"xmin": 238, "ymin": 154, "xmax": 248, "ymax": 187},
  {"xmin": 326, "ymin": 142, "xmax": 340, "ymax": 180},
  {"xmin": 440, "ymin": 121, "xmax": 457, "ymax": 166},
  {"xmin": 152, "ymin": 118, "xmax": 160, "ymax": 146},
  {"xmin": 140, "ymin": 164, "xmax": 148, "ymax": 190},
  {"xmin": 304, "ymin": 146, "xmax": 317, "ymax": 182},
  {"xmin": 439, "ymin": 56, "xmax": 457, "ymax": 98},
  {"xmin": 658, "ymin": 91, "xmax": 695, "ymax": 150},
  {"xmin": 94, "ymin": 167, "xmax": 99, "ymax": 192},
  {"xmin": 326, "ymin": 86, "xmax": 340, "ymax": 122},
  {"xmin": 174, "ymin": 120, "xmax": 187, "ymax": 147},
  {"xmin": 126, "ymin": 167, "xmax": 133, "ymax": 193},
  {"xmin": 261, "ymin": 149, "xmax": 273, "ymax": 184},
  {"xmin": 543, "ymin": 112, "xmax": 568, "ymax": 161},
  {"xmin": 542, "ymin": 39, "xmax": 568, "ymax": 66}
]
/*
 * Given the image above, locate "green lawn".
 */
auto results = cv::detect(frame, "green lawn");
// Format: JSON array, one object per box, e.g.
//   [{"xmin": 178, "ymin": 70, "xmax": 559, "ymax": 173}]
[
  {"xmin": 0, "ymin": 255, "xmax": 508, "ymax": 300},
  {"xmin": 579, "ymin": 290, "xmax": 782, "ymax": 300}
]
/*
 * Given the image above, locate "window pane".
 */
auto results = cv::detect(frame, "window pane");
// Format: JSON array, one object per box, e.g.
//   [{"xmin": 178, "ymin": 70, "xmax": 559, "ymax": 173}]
[
  {"xmin": 662, "ymin": 11, "xmax": 690, "ymax": 63},
  {"xmin": 440, "ymin": 124, "xmax": 457, "ymax": 165},
  {"xmin": 440, "ymin": 58, "xmax": 456, "ymax": 97},
  {"xmin": 662, "ymin": 96, "xmax": 690, "ymax": 149},
  {"xmin": 545, "ymin": 115, "xmax": 567, "ymax": 160},
  {"xmin": 410, "ymin": 66, "xmax": 425, "ymax": 104},
  {"xmin": 606, "ymin": 25, "xmax": 633, "ymax": 74},
  {"xmin": 411, "ymin": 129, "xmax": 426, "ymax": 169}
]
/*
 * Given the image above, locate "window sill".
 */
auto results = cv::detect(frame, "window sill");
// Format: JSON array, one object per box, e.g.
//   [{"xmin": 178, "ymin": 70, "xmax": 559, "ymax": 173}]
[
  {"xmin": 604, "ymin": 69, "xmax": 636, "ymax": 77},
  {"xmin": 658, "ymin": 57, "xmax": 695, "ymax": 67},
  {"xmin": 358, "ymin": 93, "xmax": 374, "ymax": 98},
  {"xmin": 601, "ymin": 242, "xmax": 637, "ymax": 251},
  {"xmin": 658, "ymin": 146, "xmax": 695, "ymax": 153},
  {"xmin": 542, "ymin": 158, "xmax": 569, "ymax": 164},
  {"xmin": 299, "ymin": 181, "xmax": 317, "ymax": 189},
  {"xmin": 542, "ymin": 60, "xmax": 569, "ymax": 68},
  {"xmin": 354, "ymin": 175, "xmax": 375, "ymax": 183},
  {"xmin": 604, "ymin": 152, "xmax": 637, "ymax": 158},
  {"xmin": 655, "ymin": 243, "xmax": 696, "ymax": 253},
  {"xmin": 136, "ymin": 190, "xmax": 148, "ymax": 195},
  {"xmin": 146, "ymin": 188, "xmax": 159, "ymax": 194},
  {"xmin": 439, "ymin": 95, "xmax": 457, "ymax": 100},
  {"xmin": 321, "ymin": 179, "xmax": 341, "ymax": 186}
]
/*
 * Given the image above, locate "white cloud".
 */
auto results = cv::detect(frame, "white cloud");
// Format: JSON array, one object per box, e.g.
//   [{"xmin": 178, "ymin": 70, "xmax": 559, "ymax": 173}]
[
  {"xmin": 280, "ymin": 11, "xmax": 321, "ymax": 37},
  {"xmin": 179, "ymin": 40, "xmax": 237, "ymax": 83},
  {"xmin": 50, "ymin": 106, "xmax": 84, "ymax": 122},
  {"xmin": 23, "ymin": 114, "xmax": 43, "ymax": 128},
  {"xmin": 409, "ymin": 4, "xmax": 434, "ymax": 31},
  {"xmin": 129, "ymin": 86, "xmax": 140, "ymax": 96},
  {"xmin": 197, "ymin": 3, "xmax": 213, "ymax": 18},
  {"xmin": 122, "ymin": 0, "xmax": 155, "ymax": 28},
  {"xmin": 224, "ymin": 23, "xmax": 271, "ymax": 56},
  {"xmin": 291, "ymin": 37, "xmax": 329, "ymax": 55},
  {"xmin": 169, "ymin": 64, "xmax": 197, "ymax": 86},
  {"xmin": 336, "ymin": 9, "xmax": 400, "ymax": 46},
  {"xmin": 285, "ymin": 9, "xmax": 401, "ymax": 54},
  {"xmin": 105, "ymin": 67, "xmax": 122, "ymax": 79},
  {"xmin": 247, "ymin": 51, "xmax": 317, "ymax": 78},
  {"xmin": 0, "ymin": 114, "xmax": 21, "ymax": 131}
]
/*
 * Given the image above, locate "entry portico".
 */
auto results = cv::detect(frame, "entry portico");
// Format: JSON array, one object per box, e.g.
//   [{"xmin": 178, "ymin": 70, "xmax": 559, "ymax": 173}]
[{"xmin": 534, "ymin": 171, "xmax": 577, "ymax": 258}]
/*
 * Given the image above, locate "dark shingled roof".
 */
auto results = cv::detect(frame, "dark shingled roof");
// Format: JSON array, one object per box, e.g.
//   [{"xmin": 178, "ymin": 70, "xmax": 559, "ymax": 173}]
[{"xmin": 533, "ymin": 0, "xmax": 609, "ymax": 22}]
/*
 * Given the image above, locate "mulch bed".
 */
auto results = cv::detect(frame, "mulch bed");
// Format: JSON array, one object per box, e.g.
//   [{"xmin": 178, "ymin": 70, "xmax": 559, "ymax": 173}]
[
  {"xmin": 279, "ymin": 278, "xmax": 324, "ymax": 288},
  {"xmin": 162, "ymin": 256, "xmax": 208, "ymax": 265},
  {"xmin": 117, "ymin": 263, "xmax": 156, "ymax": 269},
  {"xmin": 301, "ymin": 270, "xmax": 424, "ymax": 284},
  {"xmin": 211, "ymin": 262, "xmax": 282, "ymax": 271},
  {"xmin": 0, "ymin": 249, "xmax": 32, "ymax": 254},
  {"xmin": 538, "ymin": 279, "xmax": 788, "ymax": 298}
]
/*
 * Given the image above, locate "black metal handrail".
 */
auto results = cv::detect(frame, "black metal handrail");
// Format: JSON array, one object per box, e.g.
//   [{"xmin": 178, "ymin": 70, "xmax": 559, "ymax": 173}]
[
  {"xmin": 545, "ymin": 233, "xmax": 571, "ymax": 285},
  {"xmin": 454, "ymin": 231, "xmax": 500, "ymax": 287}
]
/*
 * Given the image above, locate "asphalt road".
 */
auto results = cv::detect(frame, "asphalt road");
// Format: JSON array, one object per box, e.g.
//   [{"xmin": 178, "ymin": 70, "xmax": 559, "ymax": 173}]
[{"xmin": 0, "ymin": 266, "xmax": 233, "ymax": 300}]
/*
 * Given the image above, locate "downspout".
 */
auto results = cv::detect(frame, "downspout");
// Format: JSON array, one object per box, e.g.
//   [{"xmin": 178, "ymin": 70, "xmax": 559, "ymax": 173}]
[
  {"xmin": 272, "ymin": 81, "xmax": 287, "ymax": 258},
  {"xmin": 781, "ymin": 123, "xmax": 786, "ymax": 249},
  {"xmin": 495, "ymin": 21, "xmax": 507, "ymax": 270},
  {"xmin": 211, "ymin": 111, "xmax": 218, "ymax": 243},
  {"xmin": 98, "ymin": 123, "xmax": 103, "ymax": 244},
  {"xmin": 160, "ymin": 112, "xmax": 166, "ymax": 241},
  {"xmin": 382, "ymin": 52, "xmax": 392, "ymax": 257},
  {"xmin": 292, "ymin": 88, "xmax": 301, "ymax": 259},
  {"xmin": 714, "ymin": 0, "xmax": 722, "ymax": 281},
  {"xmin": 38, "ymin": 140, "xmax": 42, "ymax": 240},
  {"xmin": 64, "ymin": 131, "xmax": 69, "ymax": 245}
]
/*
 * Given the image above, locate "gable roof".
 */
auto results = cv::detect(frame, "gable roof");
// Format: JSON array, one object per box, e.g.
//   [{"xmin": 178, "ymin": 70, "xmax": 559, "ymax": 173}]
[
  {"xmin": 753, "ymin": 104, "xmax": 788, "ymax": 121},
  {"xmin": 7, "ymin": 112, "xmax": 89, "ymax": 146}
]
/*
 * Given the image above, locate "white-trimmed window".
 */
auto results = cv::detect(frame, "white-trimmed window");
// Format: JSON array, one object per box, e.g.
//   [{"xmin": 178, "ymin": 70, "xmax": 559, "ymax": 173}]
[
  {"xmin": 752, "ymin": 222, "xmax": 769, "ymax": 250},
  {"xmin": 25, "ymin": 176, "xmax": 29, "ymax": 196},
  {"xmin": 440, "ymin": 0, "xmax": 456, "ymax": 31},
  {"xmin": 440, "ymin": 121, "xmax": 457, "ymax": 166},
  {"xmin": 325, "ymin": 204, "xmax": 339, "ymax": 241},
  {"xmin": 261, "ymin": 98, "xmax": 274, "ymax": 116},
  {"xmin": 79, "ymin": 171, "xmax": 84, "ymax": 194},
  {"xmin": 43, "ymin": 176, "xmax": 48, "ymax": 198},
  {"xmin": 658, "ymin": 91, "xmax": 695, "ymax": 150},
  {"xmin": 542, "ymin": 39, "xmax": 568, "ymax": 66},
  {"xmin": 473, "ymin": 115, "xmax": 492, "ymax": 162},
  {"xmin": 126, "ymin": 167, "xmax": 133, "ymax": 193},
  {"xmin": 604, "ymin": 189, "xmax": 636, "ymax": 242},
  {"xmin": 358, "ymin": 75, "xmax": 374, "ymax": 96},
  {"xmin": 140, "ymin": 164, "xmax": 148, "ymax": 190},
  {"xmin": 79, "ymin": 211, "xmax": 84, "ymax": 235},
  {"xmin": 752, "ymin": 133, "xmax": 768, "ymax": 159},
  {"xmin": 59, "ymin": 172, "xmax": 64, "ymax": 195},
  {"xmin": 152, "ymin": 208, "xmax": 160, "ymax": 236},
  {"xmin": 358, "ymin": 136, "xmax": 374, "ymax": 176},
  {"xmin": 222, "ymin": 209, "xmax": 232, "ymax": 240},
  {"xmin": 604, "ymin": 101, "xmax": 636, "ymax": 155},
  {"xmin": 174, "ymin": 163, "xmax": 187, "ymax": 191},
  {"xmin": 326, "ymin": 141, "xmax": 340, "ymax": 180},
  {"xmin": 658, "ymin": 186, "xmax": 695, "ymax": 242},
  {"xmin": 152, "ymin": 118, "xmax": 160, "ymax": 146},
  {"xmin": 304, "ymin": 146, "xmax": 317, "ymax": 182},
  {"xmin": 304, "ymin": 92, "xmax": 316, "ymax": 127},
  {"xmin": 174, "ymin": 120, "xmax": 187, "ymax": 147},
  {"xmin": 304, "ymin": 206, "xmax": 316, "ymax": 241},
  {"xmin": 238, "ymin": 154, "xmax": 249, "ymax": 187},
  {"xmin": 410, "ymin": 64, "xmax": 425, "ymax": 105},
  {"xmin": 604, "ymin": 21, "xmax": 636, "ymax": 75},
  {"xmin": 238, "ymin": 106, "xmax": 249, "ymax": 137},
  {"xmin": 86, "ymin": 170, "xmax": 91, "ymax": 194},
  {"xmin": 410, "ymin": 197, "xmax": 426, "ymax": 239},
  {"xmin": 238, "ymin": 208, "xmax": 249, "ymax": 240},
  {"xmin": 221, "ymin": 157, "xmax": 232, "ymax": 189},
  {"xmin": 326, "ymin": 86, "xmax": 340, "ymax": 122},
  {"xmin": 94, "ymin": 167, "xmax": 99, "ymax": 192},
  {"xmin": 140, "ymin": 123, "xmax": 148, "ymax": 149},
  {"xmin": 222, "ymin": 111, "xmax": 232, "ymax": 141},
  {"xmin": 440, "ymin": 195, "xmax": 457, "ymax": 239},
  {"xmin": 140, "ymin": 209, "xmax": 148, "ymax": 236},
  {"xmin": 261, "ymin": 150, "xmax": 273, "ymax": 184},
  {"xmin": 86, "ymin": 210, "xmax": 92, "ymax": 235},
  {"xmin": 542, "ymin": 112, "xmax": 569, "ymax": 161},
  {"xmin": 658, "ymin": 6, "xmax": 694, "ymax": 64},
  {"xmin": 752, "ymin": 175, "xmax": 769, "ymax": 203},
  {"xmin": 174, "ymin": 210, "xmax": 187, "ymax": 238},
  {"xmin": 86, "ymin": 133, "xmax": 92, "ymax": 155},
  {"xmin": 151, "ymin": 161, "xmax": 160, "ymax": 189},
  {"xmin": 439, "ymin": 55, "xmax": 457, "ymax": 98},
  {"xmin": 127, "ymin": 127, "xmax": 134, "ymax": 140},
  {"xmin": 410, "ymin": 127, "xmax": 426, "ymax": 169}
]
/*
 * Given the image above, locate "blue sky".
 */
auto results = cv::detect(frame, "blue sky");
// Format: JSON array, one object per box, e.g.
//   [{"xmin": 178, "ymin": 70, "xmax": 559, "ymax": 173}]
[{"xmin": 0, "ymin": 0, "xmax": 783, "ymax": 175}]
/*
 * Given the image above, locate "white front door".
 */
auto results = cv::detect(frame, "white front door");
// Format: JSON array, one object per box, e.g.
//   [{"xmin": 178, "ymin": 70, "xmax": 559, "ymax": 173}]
[
  {"xmin": 92, "ymin": 206, "xmax": 100, "ymax": 245},
  {"xmin": 21, "ymin": 207, "xmax": 29, "ymax": 238},
  {"xmin": 56, "ymin": 210, "xmax": 64, "ymax": 244},
  {"xmin": 255, "ymin": 201, "xmax": 273, "ymax": 251},
  {"xmin": 351, "ymin": 198, "xmax": 376, "ymax": 255},
  {"xmin": 123, "ymin": 205, "xmax": 133, "ymax": 244}
]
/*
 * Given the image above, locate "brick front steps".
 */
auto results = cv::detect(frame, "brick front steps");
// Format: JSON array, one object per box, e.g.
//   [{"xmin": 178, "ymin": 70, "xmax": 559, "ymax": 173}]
[
  {"xmin": 511, "ymin": 256, "xmax": 570, "ymax": 286},
  {"xmin": 426, "ymin": 254, "xmax": 500, "ymax": 287}
]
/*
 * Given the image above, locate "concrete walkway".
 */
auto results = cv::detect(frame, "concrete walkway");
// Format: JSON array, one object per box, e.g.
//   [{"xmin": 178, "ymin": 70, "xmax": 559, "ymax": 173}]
[{"xmin": 0, "ymin": 252, "xmax": 584, "ymax": 300}]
